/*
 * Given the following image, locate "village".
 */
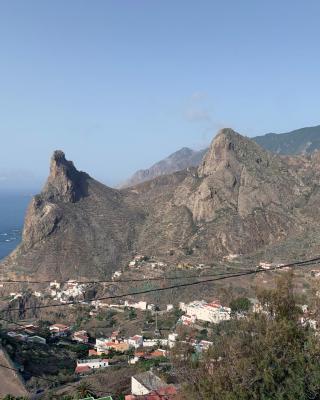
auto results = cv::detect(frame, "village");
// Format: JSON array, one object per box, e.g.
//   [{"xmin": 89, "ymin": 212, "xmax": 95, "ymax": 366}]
[{"xmin": 1, "ymin": 255, "xmax": 320, "ymax": 399}]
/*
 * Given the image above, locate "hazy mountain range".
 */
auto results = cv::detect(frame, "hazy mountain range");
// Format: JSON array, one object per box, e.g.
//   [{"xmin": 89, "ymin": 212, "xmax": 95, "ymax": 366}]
[
  {"xmin": 3, "ymin": 127, "xmax": 320, "ymax": 281},
  {"xmin": 122, "ymin": 125, "xmax": 320, "ymax": 187}
]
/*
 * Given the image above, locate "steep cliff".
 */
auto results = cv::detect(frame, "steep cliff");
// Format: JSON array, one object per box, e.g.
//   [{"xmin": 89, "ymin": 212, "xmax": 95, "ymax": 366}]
[{"xmin": 3, "ymin": 129, "xmax": 320, "ymax": 280}]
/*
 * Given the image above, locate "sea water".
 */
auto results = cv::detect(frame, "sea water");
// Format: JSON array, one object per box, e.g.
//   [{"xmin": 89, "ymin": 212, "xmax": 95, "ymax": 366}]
[{"xmin": 0, "ymin": 192, "xmax": 31, "ymax": 260}]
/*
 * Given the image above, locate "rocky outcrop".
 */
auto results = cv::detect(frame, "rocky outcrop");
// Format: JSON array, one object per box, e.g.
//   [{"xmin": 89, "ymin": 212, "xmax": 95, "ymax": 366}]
[
  {"xmin": 43, "ymin": 150, "xmax": 88, "ymax": 202},
  {"xmin": 21, "ymin": 151, "xmax": 88, "ymax": 250},
  {"xmin": 3, "ymin": 129, "xmax": 320, "ymax": 280}
]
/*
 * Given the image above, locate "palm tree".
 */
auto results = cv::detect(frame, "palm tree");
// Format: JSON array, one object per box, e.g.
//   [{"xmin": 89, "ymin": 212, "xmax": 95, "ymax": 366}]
[{"xmin": 74, "ymin": 381, "xmax": 96, "ymax": 399}]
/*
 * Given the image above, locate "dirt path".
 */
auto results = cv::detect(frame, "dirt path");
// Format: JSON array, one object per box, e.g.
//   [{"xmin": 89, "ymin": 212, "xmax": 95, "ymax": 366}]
[{"xmin": 0, "ymin": 347, "xmax": 28, "ymax": 397}]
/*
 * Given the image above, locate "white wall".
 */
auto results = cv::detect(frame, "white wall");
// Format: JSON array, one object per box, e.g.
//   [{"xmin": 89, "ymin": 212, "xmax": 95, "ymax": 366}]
[{"xmin": 132, "ymin": 377, "xmax": 150, "ymax": 396}]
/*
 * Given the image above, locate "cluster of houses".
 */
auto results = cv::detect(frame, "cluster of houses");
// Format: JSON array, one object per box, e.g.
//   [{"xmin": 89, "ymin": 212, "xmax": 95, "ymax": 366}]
[
  {"xmin": 6, "ymin": 324, "xmax": 47, "ymax": 344},
  {"xmin": 127, "ymin": 255, "xmax": 172, "ymax": 271},
  {"xmin": 10, "ymin": 280, "xmax": 88, "ymax": 304},
  {"xmin": 49, "ymin": 280, "xmax": 87, "ymax": 303},
  {"xmin": 179, "ymin": 299, "xmax": 231, "ymax": 325},
  {"xmin": 7, "ymin": 331, "xmax": 46, "ymax": 345}
]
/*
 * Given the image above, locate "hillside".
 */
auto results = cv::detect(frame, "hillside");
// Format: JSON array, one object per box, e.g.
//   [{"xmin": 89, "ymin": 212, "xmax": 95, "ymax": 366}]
[
  {"xmin": 122, "ymin": 125, "xmax": 320, "ymax": 187},
  {"xmin": 120, "ymin": 147, "xmax": 207, "ymax": 188},
  {"xmin": 3, "ymin": 128, "xmax": 320, "ymax": 280},
  {"xmin": 253, "ymin": 125, "xmax": 320, "ymax": 154}
]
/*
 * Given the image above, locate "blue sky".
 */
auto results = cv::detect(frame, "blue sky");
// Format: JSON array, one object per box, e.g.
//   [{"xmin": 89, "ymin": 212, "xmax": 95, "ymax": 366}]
[{"xmin": 1, "ymin": 0, "xmax": 320, "ymax": 188}]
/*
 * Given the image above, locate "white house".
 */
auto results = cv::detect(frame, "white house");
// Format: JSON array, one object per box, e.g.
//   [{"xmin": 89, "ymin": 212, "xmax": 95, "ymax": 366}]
[
  {"xmin": 125, "ymin": 300, "xmax": 147, "ymax": 311},
  {"xmin": 73, "ymin": 330, "xmax": 89, "ymax": 343},
  {"xmin": 49, "ymin": 324, "xmax": 70, "ymax": 337},
  {"xmin": 168, "ymin": 333, "xmax": 178, "ymax": 348},
  {"xmin": 181, "ymin": 314, "xmax": 196, "ymax": 326},
  {"xmin": 179, "ymin": 300, "xmax": 231, "ymax": 324},
  {"xmin": 112, "ymin": 271, "xmax": 122, "ymax": 280},
  {"xmin": 143, "ymin": 338, "xmax": 168, "ymax": 348},
  {"xmin": 75, "ymin": 358, "xmax": 109, "ymax": 374},
  {"xmin": 128, "ymin": 335, "xmax": 143, "ymax": 348}
]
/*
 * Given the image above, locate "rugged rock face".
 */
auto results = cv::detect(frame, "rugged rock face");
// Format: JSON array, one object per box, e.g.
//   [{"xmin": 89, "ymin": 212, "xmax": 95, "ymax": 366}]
[
  {"xmin": 22, "ymin": 151, "xmax": 88, "ymax": 250},
  {"xmin": 3, "ymin": 129, "xmax": 320, "ymax": 280},
  {"xmin": 43, "ymin": 150, "xmax": 88, "ymax": 202},
  {"xmin": 2, "ymin": 151, "xmax": 143, "ymax": 280}
]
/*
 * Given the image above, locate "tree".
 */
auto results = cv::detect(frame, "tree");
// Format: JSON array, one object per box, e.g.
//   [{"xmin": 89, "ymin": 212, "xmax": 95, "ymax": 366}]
[
  {"xmin": 128, "ymin": 308, "xmax": 137, "ymax": 320},
  {"xmin": 74, "ymin": 381, "xmax": 96, "ymax": 399},
  {"xmin": 229, "ymin": 297, "xmax": 251, "ymax": 314},
  {"xmin": 174, "ymin": 273, "xmax": 320, "ymax": 400}
]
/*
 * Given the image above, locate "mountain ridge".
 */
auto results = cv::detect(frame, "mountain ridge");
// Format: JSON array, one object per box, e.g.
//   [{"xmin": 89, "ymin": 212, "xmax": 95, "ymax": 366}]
[
  {"xmin": 2, "ymin": 128, "xmax": 320, "ymax": 280},
  {"xmin": 121, "ymin": 125, "xmax": 320, "ymax": 187}
]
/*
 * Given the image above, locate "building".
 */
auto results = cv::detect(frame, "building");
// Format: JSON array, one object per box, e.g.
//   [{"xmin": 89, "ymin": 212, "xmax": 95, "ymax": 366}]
[
  {"xmin": 95, "ymin": 337, "xmax": 129, "ymax": 354},
  {"xmin": 130, "ymin": 371, "xmax": 170, "ymax": 396},
  {"xmin": 179, "ymin": 300, "xmax": 231, "ymax": 324},
  {"xmin": 73, "ymin": 330, "xmax": 89, "ymax": 343},
  {"xmin": 125, "ymin": 301, "xmax": 147, "ymax": 311},
  {"xmin": 7, "ymin": 332, "xmax": 28, "ymax": 341},
  {"xmin": 129, "ymin": 348, "xmax": 167, "ymax": 364},
  {"xmin": 79, "ymin": 397, "xmax": 113, "ymax": 400},
  {"xmin": 198, "ymin": 340, "xmax": 213, "ymax": 351},
  {"xmin": 128, "ymin": 335, "xmax": 144, "ymax": 349},
  {"xmin": 28, "ymin": 335, "xmax": 46, "ymax": 345},
  {"xmin": 23, "ymin": 324, "xmax": 39, "ymax": 335},
  {"xmin": 142, "ymin": 339, "xmax": 168, "ymax": 348},
  {"xmin": 180, "ymin": 314, "xmax": 196, "ymax": 326},
  {"xmin": 168, "ymin": 333, "xmax": 178, "ymax": 348},
  {"xmin": 49, "ymin": 324, "xmax": 70, "ymax": 337},
  {"xmin": 125, "ymin": 386, "xmax": 177, "ymax": 399},
  {"xmin": 75, "ymin": 358, "xmax": 109, "ymax": 374},
  {"xmin": 112, "ymin": 271, "xmax": 122, "ymax": 280}
]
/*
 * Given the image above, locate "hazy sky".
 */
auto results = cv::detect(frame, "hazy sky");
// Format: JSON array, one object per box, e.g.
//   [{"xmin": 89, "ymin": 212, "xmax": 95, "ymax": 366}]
[{"xmin": 1, "ymin": 0, "xmax": 320, "ymax": 189}]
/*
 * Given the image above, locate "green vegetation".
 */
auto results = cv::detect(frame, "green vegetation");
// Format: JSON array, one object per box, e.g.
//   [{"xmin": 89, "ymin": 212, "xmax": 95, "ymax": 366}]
[
  {"xmin": 229, "ymin": 297, "xmax": 251, "ymax": 314},
  {"xmin": 175, "ymin": 273, "xmax": 320, "ymax": 400},
  {"xmin": 74, "ymin": 381, "xmax": 96, "ymax": 399},
  {"xmin": 127, "ymin": 308, "xmax": 137, "ymax": 320}
]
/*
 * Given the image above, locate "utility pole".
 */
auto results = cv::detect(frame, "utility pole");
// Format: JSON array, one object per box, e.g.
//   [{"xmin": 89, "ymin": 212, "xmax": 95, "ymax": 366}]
[{"xmin": 154, "ymin": 308, "xmax": 160, "ymax": 337}]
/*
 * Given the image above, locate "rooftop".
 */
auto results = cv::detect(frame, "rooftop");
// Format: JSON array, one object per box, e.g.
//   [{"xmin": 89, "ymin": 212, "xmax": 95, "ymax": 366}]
[{"xmin": 133, "ymin": 371, "xmax": 167, "ymax": 392}]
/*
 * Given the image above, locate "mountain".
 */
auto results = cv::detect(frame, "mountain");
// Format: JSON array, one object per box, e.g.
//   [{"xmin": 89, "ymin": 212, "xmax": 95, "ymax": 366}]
[
  {"xmin": 120, "ymin": 147, "xmax": 207, "ymax": 188},
  {"xmin": 3, "ymin": 128, "xmax": 320, "ymax": 280},
  {"xmin": 253, "ymin": 125, "xmax": 320, "ymax": 155},
  {"xmin": 122, "ymin": 125, "xmax": 320, "ymax": 187}
]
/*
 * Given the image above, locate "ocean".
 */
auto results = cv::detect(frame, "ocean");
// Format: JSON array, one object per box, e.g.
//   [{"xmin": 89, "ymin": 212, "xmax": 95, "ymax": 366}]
[{"xmin": 0, "ymin": 192, "xmax": 32, "ymax": 260}]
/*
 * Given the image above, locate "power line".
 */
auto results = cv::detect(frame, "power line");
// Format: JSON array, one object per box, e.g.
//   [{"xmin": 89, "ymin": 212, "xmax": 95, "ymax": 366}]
[
  {"xmin": 4, "ymin": 255, "xmax": 320, "ymax": 313},
  {"xmin": 1, "ymin": 256, "xmax": 319, "ymax": 285},
  {"xmin": 0, "ymin": 266, "xmax": 252, "ymax": 284},
  {"xmin": 0, "ymin": 361, "xmax": 107, "ymax": 396}
]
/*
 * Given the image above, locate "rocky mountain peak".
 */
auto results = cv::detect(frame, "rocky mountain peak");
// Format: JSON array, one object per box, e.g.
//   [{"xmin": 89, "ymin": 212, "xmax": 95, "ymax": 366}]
[
  {"xmin": 43, "ymin": 150, "xmax": 88, "ymax": 203},
  {"xmin": 198, "ymin": 128, "xmax": 270, "ymax": 177}
]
